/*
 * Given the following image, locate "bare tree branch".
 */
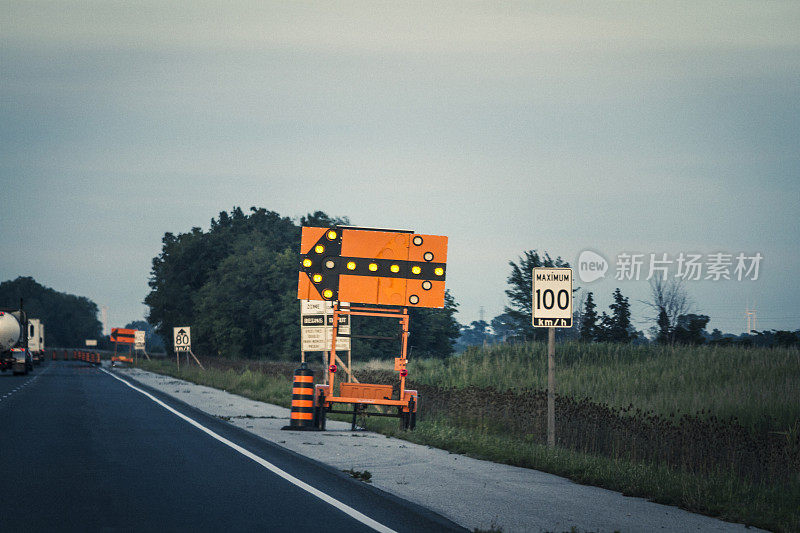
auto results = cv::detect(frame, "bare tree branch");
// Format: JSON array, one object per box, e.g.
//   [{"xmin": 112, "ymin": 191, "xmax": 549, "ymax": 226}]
[{"xmin": 640, "ymin": 277, "xmax": 694, "ymax": 331}]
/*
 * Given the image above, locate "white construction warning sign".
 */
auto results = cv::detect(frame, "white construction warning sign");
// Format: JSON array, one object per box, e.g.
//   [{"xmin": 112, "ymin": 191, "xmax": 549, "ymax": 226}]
[
  {"xmin": 134, "ymin": 330, "xmax": 146, "ymax": 350},
  {"xmin": 300, "ymin": 300, "xmax": 350, "ymax": 351}
]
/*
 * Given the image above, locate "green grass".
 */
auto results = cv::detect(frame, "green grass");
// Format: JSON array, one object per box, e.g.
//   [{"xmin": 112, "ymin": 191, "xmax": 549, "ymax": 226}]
[
  {"xmin": 135, "ymin": 342, "xmax": 800, "ymax": 532},
  {"xmin": 139, "ymin": 359, "xmax": 294, "ymax": 408},
  {"xmin": 412, "ymin": 342, "xmax": 800, "ymax": 431},
  {"xmin": 374, "ymin": 417, "xmax": 798, "ymax": 532}
]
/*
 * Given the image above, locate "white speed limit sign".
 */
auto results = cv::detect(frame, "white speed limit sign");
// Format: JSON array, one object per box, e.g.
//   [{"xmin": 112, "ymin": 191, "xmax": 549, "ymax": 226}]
[
  {"xmin": 173, "ymin": 326, "xmax": 192, "ymax": 352},
  {"xmin": 532, "ymin": 268, "xmax": 573, "ymax": 328},
  {"xmin": 134, "ymin": 330, "xmax": 146, "ymax": 350}
]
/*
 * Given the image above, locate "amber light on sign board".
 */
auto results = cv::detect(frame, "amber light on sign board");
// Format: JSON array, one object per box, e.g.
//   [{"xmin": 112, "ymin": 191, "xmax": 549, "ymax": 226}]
[{"xmin": 297, "ymin": 226, "xmax": 447, "ymax": 308}]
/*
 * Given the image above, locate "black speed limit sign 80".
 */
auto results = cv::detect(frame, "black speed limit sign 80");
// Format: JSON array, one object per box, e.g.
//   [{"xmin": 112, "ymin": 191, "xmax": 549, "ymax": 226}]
[{"xmin": 532, "ymin": 268, "xmax": 573, "ymax": 328}]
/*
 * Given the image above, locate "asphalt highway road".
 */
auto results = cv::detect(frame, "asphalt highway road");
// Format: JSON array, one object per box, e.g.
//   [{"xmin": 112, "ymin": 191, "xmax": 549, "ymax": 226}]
[{"xmin": 0, "ymin": 361, "xmax": 464, "ymax": 532}]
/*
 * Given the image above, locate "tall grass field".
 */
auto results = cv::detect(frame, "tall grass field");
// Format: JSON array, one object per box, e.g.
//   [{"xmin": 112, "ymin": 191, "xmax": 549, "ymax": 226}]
[{"xmin": 140, "ymin": 342, "xmax": 800, "ymax": 532}]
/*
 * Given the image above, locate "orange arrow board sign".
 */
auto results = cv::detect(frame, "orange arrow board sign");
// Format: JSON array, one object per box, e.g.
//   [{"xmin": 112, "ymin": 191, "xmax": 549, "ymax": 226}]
[
  {"xmin": 110, "ymin": 328, "xmax": 136, "ymax": 344},
  {"xmin": 297, "ymin": 226, "xmax": 448, "ymax": 308}
]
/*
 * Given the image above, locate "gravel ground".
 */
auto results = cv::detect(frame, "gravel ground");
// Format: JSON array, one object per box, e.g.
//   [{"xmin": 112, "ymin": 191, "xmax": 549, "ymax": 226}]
[{"xmin": 113, "ymin": 364, "xmax": 764, "ymax": 533}]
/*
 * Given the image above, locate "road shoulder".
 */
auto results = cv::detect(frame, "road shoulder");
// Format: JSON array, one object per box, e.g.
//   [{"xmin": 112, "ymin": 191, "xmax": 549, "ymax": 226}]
[{"xmin": 113, "ymin": 365, "xmax": 763, "ymax": 533}]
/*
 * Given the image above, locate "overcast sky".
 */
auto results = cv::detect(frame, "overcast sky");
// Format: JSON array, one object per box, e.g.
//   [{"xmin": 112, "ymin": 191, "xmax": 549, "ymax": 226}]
[{"xmin": 2, "ymin": 2, "xmax": 799, "ymax": 336}]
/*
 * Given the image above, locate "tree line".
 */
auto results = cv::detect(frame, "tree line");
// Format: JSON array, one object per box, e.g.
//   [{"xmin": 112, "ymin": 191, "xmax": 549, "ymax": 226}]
[
  {"xmin": 0, "ymin": 276, "xmax": 103, "ymax": 347},
  {"xmin": 458, "ymin": 251, "xmax": 644, "ymax": 348},
  {"xmin": 458, "ymin": 250, "xmax": 800, "ymax": 349},
  {"xmin": 5, "ymin": 211, "xmax": 796, "ymax": 354},
  {"xmin": 144, "ymin": 207, "xmax": 460, "ymax": 360}
]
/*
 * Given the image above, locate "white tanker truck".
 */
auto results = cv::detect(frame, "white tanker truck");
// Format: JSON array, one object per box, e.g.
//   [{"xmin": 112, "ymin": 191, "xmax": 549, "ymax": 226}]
[
  {"xmin": 28, "ymin": 318, "xmax": 45, "ymax": 365},
  {"xmin": 0, "ymin": 303, "xmax": 33, "ymax": 375}
]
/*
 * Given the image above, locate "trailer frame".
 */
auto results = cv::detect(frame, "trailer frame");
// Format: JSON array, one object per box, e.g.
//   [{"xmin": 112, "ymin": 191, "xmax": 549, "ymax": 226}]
[{"xmin": 312, "ymin": 303, "xmax": 417, "ymax": 431}]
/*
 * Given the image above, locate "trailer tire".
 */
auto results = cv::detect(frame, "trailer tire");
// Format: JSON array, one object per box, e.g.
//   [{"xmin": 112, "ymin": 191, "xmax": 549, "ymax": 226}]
[
  {"xmin": 313, "ymin": 394, "xmax": 327, "ymax": 431},
  {"xmin": 400, "ymin": 409, "xmax": 412, "ymax": 430}
]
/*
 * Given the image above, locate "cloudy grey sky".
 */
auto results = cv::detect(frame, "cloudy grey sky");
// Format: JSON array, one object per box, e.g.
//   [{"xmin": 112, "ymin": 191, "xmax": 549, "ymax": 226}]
[{"xmin": 2, "ymin": 2, "xmax": 799, "ymax": 336}]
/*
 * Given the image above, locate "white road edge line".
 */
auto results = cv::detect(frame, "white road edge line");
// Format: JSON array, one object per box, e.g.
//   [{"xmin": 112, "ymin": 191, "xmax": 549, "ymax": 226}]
[{"xmin": 100, "ymin": 368, "xmax": 397, "ymax": 533}]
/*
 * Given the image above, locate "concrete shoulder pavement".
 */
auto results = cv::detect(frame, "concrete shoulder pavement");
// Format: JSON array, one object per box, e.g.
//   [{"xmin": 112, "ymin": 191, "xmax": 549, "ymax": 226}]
[{"xmin": 113, "ymin": 366, "xmax": 762, "ymax": 533}]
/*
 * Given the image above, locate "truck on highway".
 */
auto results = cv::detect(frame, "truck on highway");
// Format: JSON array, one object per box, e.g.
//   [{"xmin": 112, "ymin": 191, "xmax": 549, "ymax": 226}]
[
  {"xmin": 0, "ymin": 302, "xmax": 33, "ymax": 375},
  {"xmin": 28, "ymin": 318, "xmax": 45, "ymax": 365}
]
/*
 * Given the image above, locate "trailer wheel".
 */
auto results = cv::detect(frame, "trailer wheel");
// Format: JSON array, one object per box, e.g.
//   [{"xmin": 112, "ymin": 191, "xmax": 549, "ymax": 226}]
[
  {"xmin": 313, "ymin": 393, "xmax": 327, "ymax": 430},
  {"xmin": 399, "ymin": 407, "xmax": 413, "ymax": 430},
  {"xmin": 401, "ymin": 397, "xmax": 416, "ymax": 431}
]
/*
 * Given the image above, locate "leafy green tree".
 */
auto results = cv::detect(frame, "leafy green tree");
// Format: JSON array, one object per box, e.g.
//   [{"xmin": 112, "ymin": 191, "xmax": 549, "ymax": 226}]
[
  {"xmin": 349, "ymin": 290, "xmax": 460, "ymax": 360},
  {"xmin": 408, "ymin": 290, "xmax": 460, "ymax": 358},
  {"xmin": 145, "ymin": 207, "xmax": 459, "ymax": 361},
  {"xmin": 193, "ymin": 247, "xmax": 299, "ymax": 358},
  {"xmin": 504, "ymin": 250, "xmax": 570, "ymax": 341},
  {"xmin": 607, "ymin": 288, "xmax": 635, "ymax": 343},
  {"xmin": 672, "ymin": 314, "xmax": 710, "ymax": 345},
  {"xmin": 300, "ymin": 211, "xmax": 350, "ymax": 228},
  {"xmin": 457, "ymin": 320, "xmax": 490, "ymax": 349},
  {"xmin": 0, "ymin": 276, "xmax": 102, "ymax": 347},
  {"xmin": 145, "ymin": 207, "xmax": 300, "ymax": 358},
  {"xmin": 580, "ymin": 291, "xmax": 598, "ymax": 342},
  {"xmin": 144, "ymin": 227, "xmax": 212, "ymax": 347},
  {"xmin": 656, "ymin": 308, "xmax": 671, "ymax": 344},
  {"xmin": 596, "ymin": 311, "xmax": 613, "ymax": 342},
  {"xmin": 773, "ymin": 330, "xmax": 800, "ymax": 347},
  {"xmin": 124, "ymin": 320, "xmax": 166, "ymax": 353},
  {"xmin": 595, "ymin": 288, "xmax": 635, "ymax": 343},
  {"xmin": 490, "ymin": 313, "xmax": 517, "ymax": 343}
]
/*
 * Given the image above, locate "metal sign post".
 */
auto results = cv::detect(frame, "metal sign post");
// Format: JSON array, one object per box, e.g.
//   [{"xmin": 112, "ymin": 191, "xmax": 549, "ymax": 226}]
[
  {"xmin": 532, "ymin": 267, "xmax": 573, "ymax": 448},
  {"xmin": 547, "ymin": 327, "xmax": 556, "ymax": 447}
]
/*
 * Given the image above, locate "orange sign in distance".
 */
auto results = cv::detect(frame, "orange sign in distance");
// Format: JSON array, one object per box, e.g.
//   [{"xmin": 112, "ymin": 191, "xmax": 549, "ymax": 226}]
[
  {"xmin": 297, "ymin": 226, "xmax": 448, "ymax": 308},
  {"xmin": 110, "ymin": 328, "xmax": 136, "ymax": 344}
]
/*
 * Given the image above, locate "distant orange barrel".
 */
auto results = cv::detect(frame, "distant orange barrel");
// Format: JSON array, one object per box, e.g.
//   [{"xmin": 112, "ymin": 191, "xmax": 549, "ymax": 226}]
[{"xmin": 281, "ymin": 363, "xmax": 317, "ymax": 431}]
